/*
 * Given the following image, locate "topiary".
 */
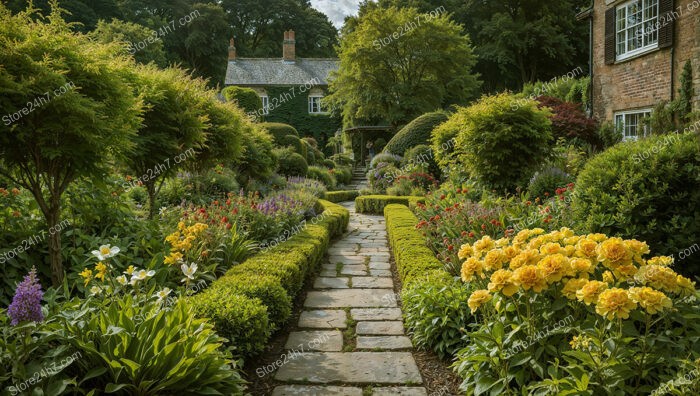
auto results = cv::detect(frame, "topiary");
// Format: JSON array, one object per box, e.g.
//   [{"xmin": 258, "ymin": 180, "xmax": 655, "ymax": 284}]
[
  {"xmin": 259, "ymin": 122, "xmax": 299, "ymax": 144},
  {"xmin": 280, "ymin": 134, "xmax": 306, "ymax": 157},
  {"xmin": 384, "ymin": 111, "xmax": 449, "ymax": 156},
  {"xmin": 453, "ymin": 93, "xmax": 554, "ymax": 193},
  {"xmin": 322, "ymin": 159, "xmax": 335, "ymax": 169},
  {"xmin": 221, "ymin": 86, "xmax": 263, "ymax": 114},
  {"xmin": 307, "ymin": 166, "xmax": 337, "ymax": 189},
  {"xmin": 572, "ymin": 132, "xmax": 700, "ymax": 275},
  {"xmin": 527, "ymin": 166, "xmax": 573, "ymax": 200},
  {"xmin": 275, "ymin": 148, "xmax": 308, "ymax": 177}
]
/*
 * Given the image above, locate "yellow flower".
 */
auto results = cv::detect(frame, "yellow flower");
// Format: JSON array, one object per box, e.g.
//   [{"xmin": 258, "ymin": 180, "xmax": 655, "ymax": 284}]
[
  {"xmin": 537, "ymin": 254, "xmax": 571, "ymax": 284},
  {"xmin": 468, "ymin": 289, "xmax": 492, "ymax": 313},
  {"xmin": 562, "ymin": 278, "xmax": 589, "ymax": 300},
  {"xmin": 165, "ymin": 231, "xmax": 181, "ymax": 246},
  {"xmin": 628, "ymin": 287, "xmax": 673, "ymax": 315},
  {"xmin": 597, "ymin": 237, "xmax": 633, "ymax": 269},
  {"xmin": 488, "ymin": 269, "xmax": 519, "ymax": 296},
  {"xmin": 540, "ymin": 242, "xmax": 564, "ymax": 256},
  {"xmin": 503, "ymin": 245, "xmax": 521, "ymax": 261},
  {"xmin": 495, "ymin": 237, "xmax": 511, "ymax": 247},
  {"xmin": 527, "ymin": 236, "xmax": 547, "ymax": 250},
  {"xmin": 613, "ymin": 263, "xmax": 638, "ymax": 280},
  {"xmin": 164, "ymin": 251, "xmax": 184, "ymax": 265},
  {"xmin": 602, "ymin": 271, "xmax": 615, "ymax": 284},
  {"xmin": 513, "ymin": 265, "xmax": 548, "ymax": 293},
  {"xmin": 646, "ymin": 256, "xmax": 674, "ymax": 267},
  {"xmin": 570, "ymin": 258, "xmax": 594, "ymax": 277},
  {"xmin": 94, "ymin": 262, "xmax": 108, "ymax": 282},
  {"xmin": 676, "ymin": 275, "xmax": 696, "ymax": 297},
  {"xmin": 513, "ymin": 230, "xmax": 531, "ymax": 245},
  {"xmin": 595, "ymin": 288, "xmax": 637, "ymax": 320},
  {"xmin": 530, "ymin": 228, "xmax": 545, "ymax": 235},
  {"xmin": 461, "ymin": 257, "xmax": 484, "ymax": 282},
  {"xmin": 569, "ymin": 335, "xmax": 591, "ymax": 350},
  {"xmin": 510, "ymin": 249, "xmax": 541, "ymax": 270},
  {"xmin": 625, "ymin": 239, "xmax": 650, "ymax": 263},
  {"xmin": 474, "ymin": 236, "xmax": 496, "ymax": 257},
  {"xmin": 124, "ymin": 265, "xmax": 135, "ymax": 276},
  {"xmin": 484, "ymin": 249, "xmax": 507, "ymax": 271},
  {"xmin": 635, "ymin": 265, "xmax": 679, "ymax": 293},
  {"xmin": 563, "ymin": 236, "xmax": 580, "ymax": 246},
  {"xmin": 560, "ymin": 227, "xmax": 575, "ymax": 238},
  {"xmin": 576, "ymin": 280, "xmax": 608, "ymax": 305},
  {"xmin": 575, "ymin": 238, "xmax": 599, "ymax": 259},
  {"xmin": 79, "ymin": 268, "xmax": 93, "ymax": 287},
  {"xmin": 458, "ymin": 244, "xmax": 474, "ymax": 260},
  {"xmin": 588, "ymin": 233, "xmax": 608, "ymax": 242}
]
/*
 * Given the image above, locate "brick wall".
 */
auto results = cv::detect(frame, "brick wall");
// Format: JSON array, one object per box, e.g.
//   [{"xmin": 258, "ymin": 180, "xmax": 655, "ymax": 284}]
[{"xmin": 592, "ymin": 0, "xmax": 700, "ymax": 122}]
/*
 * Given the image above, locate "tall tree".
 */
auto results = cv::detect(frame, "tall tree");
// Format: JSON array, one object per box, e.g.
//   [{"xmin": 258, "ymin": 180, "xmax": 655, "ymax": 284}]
[
  {"xmin": 326, "ymin": 6, "xmax": 480, "ymax": 128},
  {"xmin": 0, "ymin": 5, "xmax": 142, "ymax": 285},
  {"xmin": 90, "ymin": 19, "xmax": 168, "ymax": 67}
]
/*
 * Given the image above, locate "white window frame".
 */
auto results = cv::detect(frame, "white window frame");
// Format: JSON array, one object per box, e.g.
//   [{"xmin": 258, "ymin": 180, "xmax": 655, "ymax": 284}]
[
  {"xmin": 614, "ymin": 109, "xmax": 652, "ymax": 141},
  {"xmin": 260, "ymin": 95, "xmax": 269, "ymax": 115},
  {"xmin": 615, "ymin": 0, "xmax": 659, "ymax": 61},
  {"xmin": 308, "ymin": 95, "xmax": 326, "ymax": 114}
]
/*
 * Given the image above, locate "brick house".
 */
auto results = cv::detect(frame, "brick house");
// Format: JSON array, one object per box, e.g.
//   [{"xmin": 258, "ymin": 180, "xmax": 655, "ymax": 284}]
[
  {"xmin": 579, "ymin": 0, "xmax": 700, "ymax": 139},
  {"xmin": 224, "ymin": 30, "xmax": 341, "ymax": 145}
]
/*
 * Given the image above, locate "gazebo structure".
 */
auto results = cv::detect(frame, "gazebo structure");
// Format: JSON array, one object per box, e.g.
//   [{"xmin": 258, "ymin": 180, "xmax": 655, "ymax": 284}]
[{"xmin": 343, "ymin": 125, "xmax": 393, "ymax": 167}]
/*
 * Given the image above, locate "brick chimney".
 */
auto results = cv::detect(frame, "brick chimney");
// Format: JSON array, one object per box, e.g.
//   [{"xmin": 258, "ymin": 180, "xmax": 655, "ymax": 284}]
[
  {"xmin": 228, "ymin": 38, "xmax": 236, "ymax": 61},
  {"xmin": 283, "ymin": 30, "xmax": 296, "ymax": 62}
]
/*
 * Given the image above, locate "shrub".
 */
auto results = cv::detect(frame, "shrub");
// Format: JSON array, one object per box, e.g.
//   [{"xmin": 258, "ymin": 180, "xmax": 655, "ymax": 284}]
[
  {"xmin": 385, "ymin": 111, "xmax": 449, "ymax": 156},
  {"xmin": 189, "ymin": 166, "xmax": 240, "ymax": 199},
  {"xmin": 431, "ymin": 114, "xmax": 463, "ymax": 169},
  {"xmin": 322, "ymin": 159, "xmax": 336, "ymax": 168},
  {"xmin": 537, "ymin": 96, "xmax": 600, "ymax": 148},
  {"xmin": 333, "ymin": 166, "xmax": 353, "ymax": 185},
  {"xmin": 280, "ymin": 134, "xmax": 306, "ymax": 157},
  {"xmin": 368, "ymin": 163, "xmax": 400, "ymax": 193},
  {"xmin": 404, "ymin": 144, "xmax": 441, "ymax": 179},
  {"xmin": 324, "ymin": 190, "xmax": 360, "ymax": 203},
  {"xmin": 307, "ymin": 166, "xmax": 337, "ymax": 189},
  {"xmin": 221, "ymin": 86, "xmax": 263, "ymax": 114},
  {"xmin": 454, "ymin": 93, "xmax": 554, "ymax": 192},
  {"xmin": 276, "ymin": 148, "xmax": 309, "ymax": 177},
  {"xmin": 330, "ymin": 154, "xmax": 354, "ymax": 166},
  {"xmin": 369, "ymin": 153, "xmax": 402, "ymax": 169},
  {"xmin": 597, "ymin": 121, "xmax": 624, "ymax": 150},
  {"xmin": 527, "ymin": 166, "xmax": 573, "ymax": 201},
  {"xmin": 374, "ymin": 137, "xmax": 388, "ymax": 152},
  {"xmin": 572, "ymin": 132, "xmax": 700, "ymax": 275},
  {"xmin": 237, "ymin": 124, "xmax": 277, "ymax": 183},
  {"xmin": 260, "ymin": 122, "xmax": 299, "ymax": 144},
  {"xmin": 356, "ymin": 195, "xmax": 425, "ymax": 215}
]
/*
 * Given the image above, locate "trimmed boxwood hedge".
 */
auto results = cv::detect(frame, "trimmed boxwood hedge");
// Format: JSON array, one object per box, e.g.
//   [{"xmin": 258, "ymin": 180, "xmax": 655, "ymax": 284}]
[
  {"xmin": 384, "ymin": 111, "xmax": 449, "ymax": 156},
  {"xmin": 324, "ymin": 190, "xmax": 360, "ymax": 203},
  {"xmin": 191, "ymin": 200, "xmax": 349, "ymax": 359},
  {"xmin": 260, "ymin": 122, "xmax": 299, "ymax": 144},
  {"xmin": 384, "ymin": 203, "xmax": 472, "ymax": 359},
  {"xmin": 355, "ymin": 195, "xmax": 425, "ymax": 214},
  {"xmin": 221, "ymin": 86, "xmax": 262, "ymax": 114}
]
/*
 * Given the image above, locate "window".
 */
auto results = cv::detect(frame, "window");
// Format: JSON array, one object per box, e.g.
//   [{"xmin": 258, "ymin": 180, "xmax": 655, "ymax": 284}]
[
  {"xmin": 616, "ymin": 0, "xmax": 659, "ymax": 60},
  {"xmin": 260, "ymin": 95, "xmax": 269, "ymax": 115},
  {"xmin": 308, "ymin": 96, "xmax": 326, "ymax": 114},
  {"xmin": 615, "ymin": 109, "xmax": 652, "ymax": 140}
]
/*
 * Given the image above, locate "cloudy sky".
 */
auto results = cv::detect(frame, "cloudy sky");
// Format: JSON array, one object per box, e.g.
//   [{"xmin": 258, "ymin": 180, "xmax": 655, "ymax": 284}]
[{"xmin": 310, "ymin": 0, "xmax": 361, "ymax": 28}]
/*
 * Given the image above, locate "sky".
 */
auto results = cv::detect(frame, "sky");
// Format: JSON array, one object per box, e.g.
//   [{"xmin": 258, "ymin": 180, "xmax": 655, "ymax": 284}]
[{"xmin": 310, "ymin": 0, "xmax": 361, "ymax": 28}]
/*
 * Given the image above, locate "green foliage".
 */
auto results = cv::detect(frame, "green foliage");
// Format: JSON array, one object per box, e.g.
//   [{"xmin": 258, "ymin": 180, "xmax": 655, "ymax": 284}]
[
  {"xmin": 330, "ymin": 154, "xmax": 354, "ymax": 166},
  {"xmin": 260, "ymin": 122, "xmax": 300, "ymax": 143},
  {"xmin": 384, "ymin": 111, "xmax": 449, "ymax": 155},
  {"xmin": 453, "ymin": 93, "xmax": 554, "ymax": 192},
  {"xmin": 90, "ymin": 18, "xmax": 167, "ymax": 67},
  {"xmin": 191, "ymin": 96, "xmax": 245, "ymax": 172},
  {"xmin": 527, "ymin": 166, "xmax": 573, "ymax": 200},
  {"xmin": 369, "ymin": 153, "xmax": 402, "ymax": 169},
  {"xmin": 355, "ymin": 196, "xmax": 425, "ymax": 215},
  {"xmin": 323, "ymin": 190, "xmax": 360, "ymax": 203},
  {"xmin": 275, "ymin": 148, "xmax": 309, "ymax": 177},
  {"xmin": 373, "ymin": 137, "xmax": 388, "ymax": 153},
  {"xmin": 333, "ymin": 166, "xmax": 353, "ymax": 185},
  {"xmin": 404, "ymin": 144, "xmax": 441, "ymax": 179},
  {"xmin": 678, "ymin": 60, "xmax": 694, "ymax": 121},
  {"xmin": 280, "ymin": 134, "xmax": 307, "ymax": 158},
  {"xmin": 221, "ymin": 86, "xmax": 263, "ymax": 114},
  {"xmin": 572, "ymin": 132, "xmax": 700, "ymax": 275},
  {"xmin": 326, "ymin": 6, "xmax": 480, "ymax": 127},
  {"xmin": 236, "ymin": 124, "xmax": 278, "ymax": 184},
  {"xmin": 597, "ymin": 121, "xmax": 624, "ymax": 149},
  {"xmin": 306, "ymin": 166, "xmax": 337, "ymax": 189}
]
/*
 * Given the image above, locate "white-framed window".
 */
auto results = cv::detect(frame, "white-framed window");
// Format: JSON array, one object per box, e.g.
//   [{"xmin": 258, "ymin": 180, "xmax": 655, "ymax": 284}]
[
  {"xmin": 616, "ymin": 0, "xmax": 659, "ymax": 61},
  {"xmin": 615, "ymin": 109, "xmax": 652, "ymax": 140},
  {"xmin": 260, "ymin": 95, "xmax": 269, "ymax": 115},
  {"xmin": 308, "ymin": 96, "xmax": 326, "ymax": 114}
]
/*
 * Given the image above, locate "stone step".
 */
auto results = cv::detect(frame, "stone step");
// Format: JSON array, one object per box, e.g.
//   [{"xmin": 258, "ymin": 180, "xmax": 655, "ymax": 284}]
[
  {"xmin": 304, "ymin": 288, "xmax": 395, "ymax": 308},
  {"xmin": 272, "ymin": 385, "xmax": 362, "ymax": 396},
  {"xmin": 356, "ymin": 336, "xmax": 413, "ymax": 350},
  {"xmin": 299, "ymin": 310, "xmax": 347, "ymax": 329}
]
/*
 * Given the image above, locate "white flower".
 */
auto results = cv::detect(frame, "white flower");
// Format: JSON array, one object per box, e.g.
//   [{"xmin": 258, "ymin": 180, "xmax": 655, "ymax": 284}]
[
  {"xmin": 159, "ymin": 207, "xmax": 168, "ymax": 216},
  {"xmin": 130, "ymin": 269, "xmax": 156, "ymax": 285},
  {"xmin": 92, "ymin": 244, "xmax": 120, "ymax": 261},
  {"xmin": 180, "ymin": 262, "xmax": 198, "ymax": 282},
  {"xmin": 89, "ymin": 286, "xmax": 102, "ymax": 296},
  {"xmin": 156, "ymin": 288, "xmax": 172, "ymax": 302},
  {"xmin": 116, "ymin": 275, "xmax": 128, "ymax": 286}
]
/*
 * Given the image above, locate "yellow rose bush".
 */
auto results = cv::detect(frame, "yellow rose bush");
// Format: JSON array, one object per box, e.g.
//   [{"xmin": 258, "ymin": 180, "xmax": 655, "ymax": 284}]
[{"xmin": 453, "ymin": 228, "xmax": 700, "ymax": 395}]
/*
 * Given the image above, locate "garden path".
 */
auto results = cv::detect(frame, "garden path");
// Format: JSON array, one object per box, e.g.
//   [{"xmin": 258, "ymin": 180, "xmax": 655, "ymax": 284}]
[{"xmin": 272, "ymin": 201, "xmax": 426, "ymax": 395}]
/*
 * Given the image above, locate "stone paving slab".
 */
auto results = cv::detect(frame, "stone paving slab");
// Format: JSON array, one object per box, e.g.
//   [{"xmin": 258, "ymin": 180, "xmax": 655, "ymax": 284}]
[
  {"xmin": 369, "ymin": 262, "xmax": 391, "ymax": 270},
  {"xmin": 372, "ymin": 387, "xmax": 428, "ymax": 396},
  {"xmin": 320, "ymin": 270, "xmax": 337, "ymax": 277},
  {"xmin": 285, "ymin": 330, "xmax": 343, "ymax": 351},
  {"xmin": 272, "ymin": 385, "xmax": 363, "ymax": 396},
  {"xmin": 351, "ymin": 308, "xmax": 403, "ymax": 321},
  {"xmin": 357, "ymin": 336, "xmax": 413, "ymax": 350},
  {"xmin": 275, "ymin": 352, "xmax": 422, "ymax": 384},
  {"xmin": 305, "ymin": 289, "xmax": 396, "ymax": 308},
  {"xmin": 370, "ymin": 269, "xmax": 393, "ymax": 277},
  {"xmin": 314, "ymin": 277, "xmax": 349, "ymax": 289},
  {"xmin": 299, "ymin": 310, "xmax": 347, "ymax": 329},
  {"xmin": 357, "ymin": 321, "xmax": 405, "ymax": 335},
  {"xmin": 351, "ymin": 277, "xmax": 393, "ymax": 289}
]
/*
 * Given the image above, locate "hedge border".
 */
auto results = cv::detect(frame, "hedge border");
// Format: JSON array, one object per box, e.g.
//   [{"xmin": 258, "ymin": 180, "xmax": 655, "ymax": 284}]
[
  {"xmin": 323, "ymin": 190, "xmax": 359, "ymax": 203},
  {"xmin": 355, "ymin": 195, "xmax": 425, "ymax": 214},
  {"xmin": 191, "ymin": 200, "xmax": 349, "ymax": 359}
]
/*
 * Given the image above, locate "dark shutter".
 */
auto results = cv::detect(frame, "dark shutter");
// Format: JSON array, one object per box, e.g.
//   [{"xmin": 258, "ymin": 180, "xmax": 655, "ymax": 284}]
[
  {"xmin": 658, "ymin": 0, "xmax": 675, "ymax": 48},
  {"xmin": 605, "ymin": 7, "xmax": 616, "ymax": 65}
]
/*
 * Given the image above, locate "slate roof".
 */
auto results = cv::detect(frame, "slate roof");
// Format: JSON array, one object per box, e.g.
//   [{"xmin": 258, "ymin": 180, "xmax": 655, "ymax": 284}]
[{"xmin": 225, "ymin": 58, "xmax": 339, "ymax": 87}]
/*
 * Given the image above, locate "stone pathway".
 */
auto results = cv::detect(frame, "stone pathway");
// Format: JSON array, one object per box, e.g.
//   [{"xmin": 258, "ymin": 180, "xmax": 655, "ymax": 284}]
[
  {"xmin": 347, "ymin": 167, "xmax": 369, "ymax": 191},
  {"xmin": 273, "ymin": 202, "xmax": 426, "ymax": 396}
]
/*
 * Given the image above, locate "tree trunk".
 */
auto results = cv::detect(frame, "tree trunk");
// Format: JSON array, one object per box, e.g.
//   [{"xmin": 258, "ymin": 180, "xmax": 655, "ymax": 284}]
[
  {"xmin": 146, "ymin": 181, "xmax": 157, "ymax": 219},
  {"xmin": 47, "ymin": 203, "xmax": 63, "ymax": 286}
]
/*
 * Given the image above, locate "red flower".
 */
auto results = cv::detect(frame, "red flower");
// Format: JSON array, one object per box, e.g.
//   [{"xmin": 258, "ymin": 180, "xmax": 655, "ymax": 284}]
[
  {"xmin": 456, "ymin": 188, "xmax": 462, "ymax": 194},
  {"xmin": 461, "ymin": 231, "xmax": 468, "ymax": 237},
  {"xmin": 469, "ymin": 232, "xmax": 475, "ymax": 238},
  {"xmin": 448, "ymin": 245, "xmax": 454, "ymax": 251},
  {"xmin": 526, "ymin": 201, "xmax": 532, "ymax": 206},
  {"xmin": 544, "ymin": 192, "xmax": 550, "ymax": 197},
  {"xmin": 481, "ymin": 224, "xmax": 487, "ymax": 230},
  {"xmin": 221, "ymin": 216, "xmax": 229, "ymax": 223},
  {"xmin": 233, "ymin": 208, "xmax": 239, "ymax": 215},
  {"xmin": 440, "ymin": 194, "xmax": 446, "ymax": 200}
]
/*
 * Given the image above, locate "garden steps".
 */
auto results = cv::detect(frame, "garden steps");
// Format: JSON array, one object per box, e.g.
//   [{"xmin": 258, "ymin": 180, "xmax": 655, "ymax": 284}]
[{"xmin": 273, "ymin": 202, "xmax": 426, "ymax": 395}]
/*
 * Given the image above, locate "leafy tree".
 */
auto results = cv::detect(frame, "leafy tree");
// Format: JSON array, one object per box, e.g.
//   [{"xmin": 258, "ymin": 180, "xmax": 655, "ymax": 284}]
[
  {"xmin": 326, "ymin": 6, "xmax": 480, "ymax": 127},
  {"xmin": 221, "ymin": 86, "xmax": 263, "ymax": 114},
  {"xmin": 90, "ymin": 19, "xmax": 168, "ymax": 67},
  {"xmin": 189, "ymin": 96, "xmax": 245, "ymax": 173},
  {"xmin": 0, "ymin": 5, "xmax": 141, "ymax": 285}
]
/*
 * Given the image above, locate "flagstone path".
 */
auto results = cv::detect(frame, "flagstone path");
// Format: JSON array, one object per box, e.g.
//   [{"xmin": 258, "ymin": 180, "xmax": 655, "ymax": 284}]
[{"xmin": 272, "ymin": 201, "xmax": 426, "ymax": 396}]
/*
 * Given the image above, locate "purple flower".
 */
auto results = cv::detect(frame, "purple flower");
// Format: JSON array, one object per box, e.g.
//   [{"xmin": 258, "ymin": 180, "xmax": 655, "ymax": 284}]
[{"xmin": 7, "ymin": 267, "xmax": 44, "ymax": 326}]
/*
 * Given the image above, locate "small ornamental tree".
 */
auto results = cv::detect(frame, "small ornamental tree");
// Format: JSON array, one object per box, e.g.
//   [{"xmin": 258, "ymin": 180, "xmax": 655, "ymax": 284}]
[
  {"xmin": 0, "ymin": 6, "xmax": 141, "ymax": 285},
  {"xmin": 537, "ymin": 96, "xmax": 600, "ymax": 149},
  {"xmin": 189, "ymin": 96, "xmax": 245, "ymax": 172}
]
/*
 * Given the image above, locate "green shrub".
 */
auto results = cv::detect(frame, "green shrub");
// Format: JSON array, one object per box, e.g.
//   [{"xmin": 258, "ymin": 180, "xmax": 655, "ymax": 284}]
[
  {"xmin": 322, "ymin": 159, "xmax": 335, "ymax": 168},
  {"xmin": 330, "ymin": 153, "xmax": 353, "ymax": 166},
  {"xmin": 221, "ymin": 86, "xmax": 263, "ymax": 114},
  {"xmin": 276, "ymin": 148, "xmax": 308, "ymax": 177},
  {"xmin": 356, "ymin": 195, "xmax": 425, "ymax": 215},
  {"xmin": 573, "ymin": 132, "xmax": 700, "ymax": 275},
  {"xmin": 404, "ymin": 144, "xmax": 441, "ymax": 178},
  {"xmin": 333, "ymin": 166, "xmax": 353, "ymax": 185},
  {"xmin": 189, "ymin": 167, "xmax": 240, "ymax": 200},
  {"xmin": 527, "ymin": 166, "xmax": 573, "ymax": 200},
  {"xmin": 368, "ymin": 163, "xmax": 400, "ymax": 193},
  {"xmin": 384, "ymin": 111, "xmax": 449, "ymax": 156},
  {"xmin": 280, "ymin": 134, "xmax": 306, "ymax": 156},
  {"xmin": 260, "ymin": 122, "xmax": 299, "ymax": 144},
  {"xmin": 211, "ymin": 274, "xmax": 292, "ymax": 330},
  {"xmin": 597, "ymin": 121, "xmax": 624, "ymax": 150},
  {"xmin": 431, "ymin": 114, "xmax": 462, "ymax": 169},
  {"xmin": 237, "ymin": 124, "xmax": 278, "ymax": 183},
  {"xmin": 307, "ymin": 165, "xmax": 337, "ymax": 189},
  {"xmin": 374, "ymin": 137, "xmax": 388, "ymax": 152},
  {"xmin": 454, "ymin": 93, "xmax": 554, "ymax": 192},
  {"xmin": 369, "ymin": 152, "xmax": 402, "ymax": 169},
  {"xmin": 324, "ymin": 190, "xmax": 360, "ymax": 203}
]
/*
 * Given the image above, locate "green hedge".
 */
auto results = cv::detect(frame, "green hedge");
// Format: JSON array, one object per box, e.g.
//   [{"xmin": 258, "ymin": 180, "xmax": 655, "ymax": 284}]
[
  {"xmin": 260, "ymin": 122, "xmax": 299, "ymax": 144},
  {"xmin": 355, "ymin": 195, "xmax": 425, "ymax": 214},
  {"xmin": 221, "ymin": 86, "xmax": 262, "ymax": 114},
  {"xmin": 384, "ymin": 111, "xmax": 449, "ymax": 156},
  {"xmin": 191, "ymin": 200, "xmax": 349, "ymax": 359},
  {"xmin": 324, "ymin": 190, "xmax": 360, "ymax": 203},
  {"xmin": 384, "ymin": 204, "xmax": 470, "ymax": 359}
]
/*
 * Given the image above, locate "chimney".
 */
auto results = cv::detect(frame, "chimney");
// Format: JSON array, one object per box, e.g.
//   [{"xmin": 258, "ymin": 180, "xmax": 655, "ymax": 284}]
[
  {"xmin": 283, "ymin": 30, "xmax": 295, "ymax": 62},
  {"xmin": 228, "ymin": 38, "xmax": 236, "ymax": 61}
]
